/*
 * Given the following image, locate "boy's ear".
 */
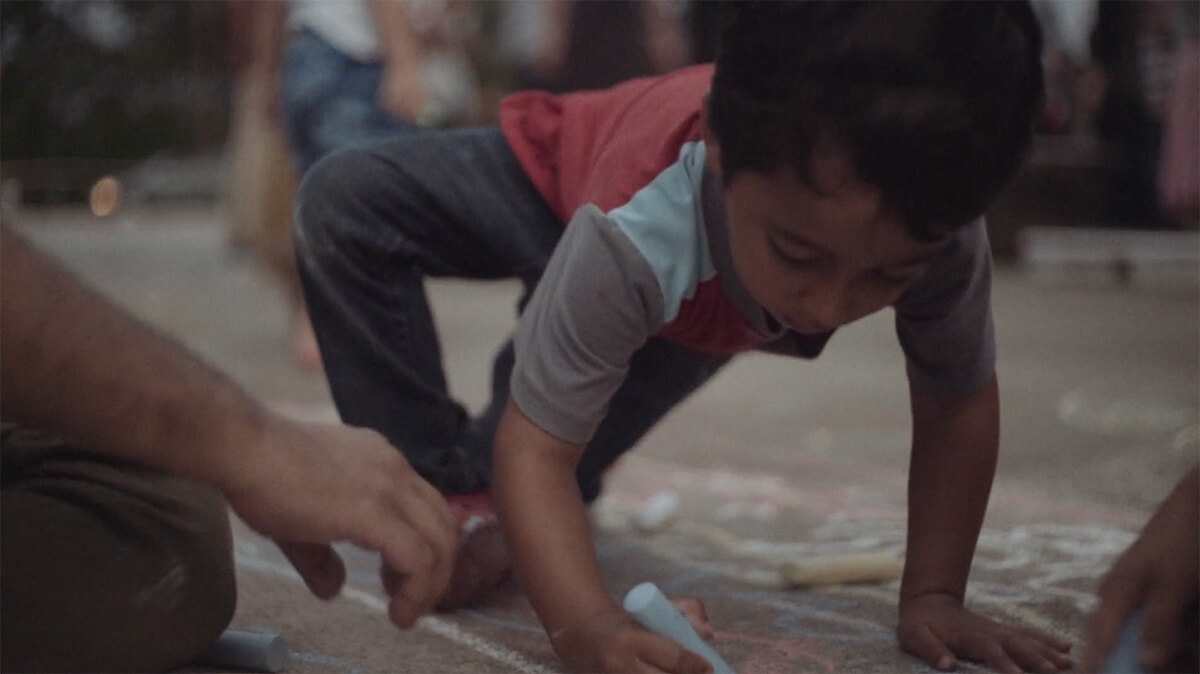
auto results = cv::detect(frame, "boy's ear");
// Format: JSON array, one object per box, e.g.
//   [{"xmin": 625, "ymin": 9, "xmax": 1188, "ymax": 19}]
[{"xmin": 700, "ymin": 94, "xmax": 723, "ymax": 181}]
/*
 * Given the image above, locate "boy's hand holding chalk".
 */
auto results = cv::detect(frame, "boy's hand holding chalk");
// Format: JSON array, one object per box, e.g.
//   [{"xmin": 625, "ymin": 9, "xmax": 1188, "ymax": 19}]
[
  {"xmin": 624, "ymin": 582, "xmax": 734, "ymax": 674},
  {"xmin": 548, "ymin": 586, "xmax": 721, "ymax": 673}
]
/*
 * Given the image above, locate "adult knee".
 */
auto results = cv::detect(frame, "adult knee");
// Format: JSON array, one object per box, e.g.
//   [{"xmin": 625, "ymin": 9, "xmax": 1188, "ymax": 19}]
[{"xmin": 1, "ymin": 464, "xmax": 236, "ymax": 672}]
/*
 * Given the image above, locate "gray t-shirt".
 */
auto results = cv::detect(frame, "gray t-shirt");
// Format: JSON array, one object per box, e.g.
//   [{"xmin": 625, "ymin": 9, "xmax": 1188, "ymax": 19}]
[{"xmin": 511, "ymin": 141, "xmax": 994, "ymax": 444}]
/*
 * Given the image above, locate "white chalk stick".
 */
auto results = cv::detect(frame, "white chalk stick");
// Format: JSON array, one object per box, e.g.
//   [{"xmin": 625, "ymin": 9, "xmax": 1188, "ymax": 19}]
[
  {"xmin": 623, "ymin": 582, "xmax": 734, "ymax": 674},
  {"xmin": 196, "ymin": 628, "xmax": 290, "ymax": 673},
  {"xmin": 781, "ymin": 553, "xmax": 903, "ymax": 588},
  {"xmin": 633, "ymin": 490, "xmax": 681, "ymax": 532}
]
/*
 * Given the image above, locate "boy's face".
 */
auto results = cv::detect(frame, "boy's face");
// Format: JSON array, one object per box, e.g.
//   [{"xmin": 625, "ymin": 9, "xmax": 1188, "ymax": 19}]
[{"xmin": 705, "ymin": 136, "xmax": 946, "ymax": 334}]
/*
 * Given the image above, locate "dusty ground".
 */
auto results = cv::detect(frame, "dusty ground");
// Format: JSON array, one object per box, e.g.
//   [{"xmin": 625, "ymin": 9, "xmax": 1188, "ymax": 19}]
[{"xmin": 13, "ymin": 206, "xmax": 1198, "ymax": 673}]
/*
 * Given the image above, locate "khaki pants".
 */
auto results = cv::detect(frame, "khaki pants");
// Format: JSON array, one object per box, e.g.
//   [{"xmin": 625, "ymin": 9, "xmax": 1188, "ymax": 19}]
[{"xmin": 1, "ymin": 424, "xmax": 236, "ymax": 672}]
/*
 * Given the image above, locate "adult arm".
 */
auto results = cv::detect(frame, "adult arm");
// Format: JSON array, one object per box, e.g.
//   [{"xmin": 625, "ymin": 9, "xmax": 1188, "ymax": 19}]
[
  {"xmin": 0, "ymin": 224, "xmax": 455, "ymax": 628},
  {"xmin": 896, "ymin": 376, "xmax": 1073, "ymax": 673},
  {"xmin": 244, "ymin": 0, "xmax": 288, "ymax": 119},
  {"xmin": 640, "ymin": 0, "xmax": 689, "ymax": 73},
  {"xmin": 367, "ymin": 0, "xmax": 427, "ymax": 121},
  {"xmin": 529, "ymin": 0, "xmax": 570, "ymax": 83},
  {"xmin": 1082, "ymin": 465, "xmax": 1199, "ymax": 672}
]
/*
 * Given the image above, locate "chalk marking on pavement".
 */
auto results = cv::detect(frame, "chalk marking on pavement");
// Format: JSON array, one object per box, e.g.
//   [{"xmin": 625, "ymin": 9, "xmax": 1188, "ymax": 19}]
[{"xmin": 234, "ymin": 553, "xmax": 554, "ymax": 674}]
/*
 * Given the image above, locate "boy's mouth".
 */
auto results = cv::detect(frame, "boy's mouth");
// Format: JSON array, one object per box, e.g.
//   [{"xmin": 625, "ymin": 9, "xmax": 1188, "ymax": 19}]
[{"xmin": 779, "ymin": 312, "xmax": 833, "ymax": 335}]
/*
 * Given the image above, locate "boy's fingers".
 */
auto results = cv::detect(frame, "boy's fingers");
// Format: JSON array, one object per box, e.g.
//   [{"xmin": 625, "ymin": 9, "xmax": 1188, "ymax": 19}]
[
  {"xmin": 674, "ymin": 598, "xmax": 714, "ymax": 640},
  {"xmin": 1017, "ymin": 625, "xmax": 1073, "ymax": 653},
  {"xmin": 976, "ymin": 641, "xmax": 1021, "ymax": 674},
  {"xmin": 1005, "ymin": 638, "xmax": 1066, "ymax": 673},
  {"xmin": 900, "ymin": 621, "xmax": 957, "ymax": 671},
  {"xmin": 278, "ymin": 540, "xmax": 346, "ymax": 600},
  {"xmin": 1045, "ymin": 645, "xmax": 1075, "ymax": 670}
]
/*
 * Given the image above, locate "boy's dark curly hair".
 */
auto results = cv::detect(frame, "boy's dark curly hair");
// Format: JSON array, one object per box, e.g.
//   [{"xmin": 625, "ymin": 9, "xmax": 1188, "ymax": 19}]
[{"xmin": 709, "ymin": 1, "xmax": 1045, "ymax": 241}]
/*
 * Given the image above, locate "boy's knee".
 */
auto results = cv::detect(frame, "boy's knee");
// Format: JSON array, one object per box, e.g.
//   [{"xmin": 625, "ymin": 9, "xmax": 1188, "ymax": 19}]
[{"xmin": 293, "ymin": 146, "xmax": 374, "ymax": 265}]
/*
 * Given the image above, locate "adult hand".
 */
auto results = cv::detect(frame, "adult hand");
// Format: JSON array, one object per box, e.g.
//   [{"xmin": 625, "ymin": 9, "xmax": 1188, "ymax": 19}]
[
  {"xmin": 550, "ymin": 600, "xmax": 714, "ymax": 673},
  {"xmin": 898, "ymin": 592, "xmax": 1073, "ymax": 673},
  {"xmin": 529, "ymin": 29, "xmax": 567, "ymax": 84},
  {"xmin": 377, "ymin": 59, "xmax": 428, "ymax": 122},
  {"xmin": 1081, "ymin": 466, "xmax": 1199, "ymax": 672},
  {"xmin": 222, "ymin": 416, "xmax": 456, "ymax": 628}
]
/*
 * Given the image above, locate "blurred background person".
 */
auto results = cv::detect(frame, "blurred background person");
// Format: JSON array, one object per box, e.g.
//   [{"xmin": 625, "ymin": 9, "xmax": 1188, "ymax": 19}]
[
  {"xmin": 1156, "ymin": 10, "xmax": 1199, "ymax": 226},
  {"xmin": 500, "ymin": 0, "xmax": 689, "ymax": 93},
  {"xmin": 1088, "ymin": 0, "xmax": 1196, "ymax": 229},
  {"xmin": 223, "ymin": 1, "xmax": 307, "ymax": 367},
  {"xmin": 223, "ymin": 0, "xmax": 483, "ymax": 371}
]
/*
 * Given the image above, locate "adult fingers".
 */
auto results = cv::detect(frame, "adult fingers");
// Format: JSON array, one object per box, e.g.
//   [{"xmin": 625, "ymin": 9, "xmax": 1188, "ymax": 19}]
[
  {"xmin": 674, "ymin": 598, "xmax": 714, "ymax": 640},
  {"xmin": 278, "ymin": 540, "xmax": 346, "ymax": 600},
  {"xmin": 1081, "ymin": 563, "xmax": 1147, "ymax": 671},
  {"xmin": 348, "ymin": 517, "xmax": 438, "ymax": 628},
  {"xmin": 389, "ymin": 478, "xmax": 457, "ymax": 596},
  {"xmin": 1138, "ymin": 586, "xmax": 1188, "ymax": 669},
  {"xmin": 898, "ymin": 620, "xmax": 957, "ymax": 671}
]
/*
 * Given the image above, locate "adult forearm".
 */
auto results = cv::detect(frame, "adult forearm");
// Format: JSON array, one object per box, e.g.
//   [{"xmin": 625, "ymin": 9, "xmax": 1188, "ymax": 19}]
[
  {"xmin": 900, "ymin": 376, "xmax": 1000, "ymax": 604},
  {"xmin": 493, "ymin": 402, "xmax": 619, "ymax": 641},
  {"xmin": 244, "ymin": 0, "xmax": 288, "ymax": 82},
  {"xmin": 0, "ymin": 225, "xmax": 265, "ymax": 488},
  {"xmin": 367, "ymin": 0, "xmax": 422, "ymax": 66}
]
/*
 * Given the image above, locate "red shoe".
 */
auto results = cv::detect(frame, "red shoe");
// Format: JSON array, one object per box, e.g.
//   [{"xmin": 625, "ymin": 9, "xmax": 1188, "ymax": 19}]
[{"xmin": 437, "ymin": 490, "xmax": 511, "ymax": 610}]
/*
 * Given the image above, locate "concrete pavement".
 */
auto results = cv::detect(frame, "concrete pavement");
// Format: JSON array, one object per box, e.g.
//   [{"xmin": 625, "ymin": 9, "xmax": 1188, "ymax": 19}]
[{"xmin": 12, "ymin": 206, "xmax": 1198, "ymax": 673}]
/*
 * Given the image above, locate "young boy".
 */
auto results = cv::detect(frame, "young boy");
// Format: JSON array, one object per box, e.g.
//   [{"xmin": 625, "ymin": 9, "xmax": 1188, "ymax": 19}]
[{"xmin": 295, "ymin": 3, "xmax": 1072, "ymax": 671}]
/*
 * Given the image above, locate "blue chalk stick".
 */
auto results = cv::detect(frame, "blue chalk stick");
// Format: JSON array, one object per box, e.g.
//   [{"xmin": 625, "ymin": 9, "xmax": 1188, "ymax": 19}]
[
  {"xmin": 1102, "ymin": 611, "xmax": 1147, "ymax": 674},
  {"xmin": 623, "ymin": 582, "xmax": 734, "ymax": 674},
  {"xmin": 196, "ymin": 628, "xmax": 290, "ymax": 673}
]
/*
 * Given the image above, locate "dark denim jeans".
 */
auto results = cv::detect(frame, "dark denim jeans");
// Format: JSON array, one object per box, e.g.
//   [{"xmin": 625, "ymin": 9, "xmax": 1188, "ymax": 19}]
[
  {"xmin": 294, "ymin": 128, "xmax": 729, "ymax": 498},
  {"xmin": 282, "ymin": 30, "xmax": 419, "ymax": 174}
]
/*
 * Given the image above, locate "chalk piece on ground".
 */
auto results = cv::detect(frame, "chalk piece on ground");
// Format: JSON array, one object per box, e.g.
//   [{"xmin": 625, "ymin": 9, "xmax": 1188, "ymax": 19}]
[
  {"xmin": 1101, "ymin": 610, "xmax": 1146, "ymax": 674},
  {"xmin": 633, "ymin": 489, "xmax": 680, "ymax": 532},
  {"xmin": 196, "ymin": 628, "xmax": 290, "ymax": 673},
  {"xmin": 623, "ymin": 582, "xmax": 734, "ymax": 674},
  {"xmin": 782, "ymin": 553, "xmax": 904, "ymax": 588},
  {"xmin": 588, "ymin": 496, "xmax": 632, "ymax": 532}
]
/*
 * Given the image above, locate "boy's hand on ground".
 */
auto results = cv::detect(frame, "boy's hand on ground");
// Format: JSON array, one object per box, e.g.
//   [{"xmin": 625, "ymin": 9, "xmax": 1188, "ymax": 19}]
[
  {"xmin": 1080, "ymin": 467, "xmax": 1199, "ymax": 672},
  {"xmin": 551, "ymin": 606, "xmax": 714, "ymax": 673},
  {"xmin": 221, "ymin": 416, "xmax": 457, "ymax": 628},
  {"xmin": 898, "ymin": 593, "xmax": 1073, "ymax": 673}
]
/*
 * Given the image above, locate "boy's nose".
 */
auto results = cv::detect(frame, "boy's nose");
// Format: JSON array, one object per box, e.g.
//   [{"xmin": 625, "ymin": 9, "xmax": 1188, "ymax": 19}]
[
  {"xmin": 798, "ymin": 274, "xmax": 872, "ymax": 331},
  {"xmin": 799, "ymin": 289, "xmax": 850, "ymax": 332}
]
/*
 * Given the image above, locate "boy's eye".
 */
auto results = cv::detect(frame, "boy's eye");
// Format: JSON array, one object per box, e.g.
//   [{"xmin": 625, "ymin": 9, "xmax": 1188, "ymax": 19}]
[{"xmin": 768, "ymin": 237, "xmax": 818, "ymax": 269}]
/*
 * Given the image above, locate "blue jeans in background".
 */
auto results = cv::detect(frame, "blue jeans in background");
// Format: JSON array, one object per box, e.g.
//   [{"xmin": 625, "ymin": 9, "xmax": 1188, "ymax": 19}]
[{"xmin": 282, "ymin": 29, "xmax": 419, "ymax": 174}]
